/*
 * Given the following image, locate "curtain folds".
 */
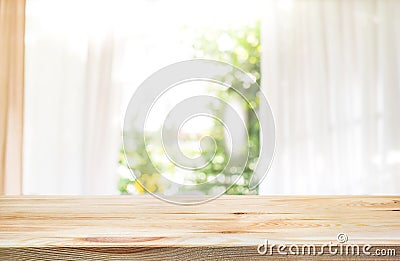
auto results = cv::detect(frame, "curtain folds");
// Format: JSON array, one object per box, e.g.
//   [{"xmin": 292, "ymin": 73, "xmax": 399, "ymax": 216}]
[
  {"xmin": 23, "ymin": 1, "xmax": 120, "ymax": 194},
  {"xmin": 0, "ymin": 0, "xmax": 25, "ymax": 194},
  {"xmin": 261, "ymin": 0, "xmax": 400, "ymax": 194}
]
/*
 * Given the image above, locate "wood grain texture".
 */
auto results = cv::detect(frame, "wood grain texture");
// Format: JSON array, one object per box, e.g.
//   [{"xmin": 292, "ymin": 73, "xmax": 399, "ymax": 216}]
[{"xmin": 0, "ymin": 196, "xmax": 399, "ymax": 260}]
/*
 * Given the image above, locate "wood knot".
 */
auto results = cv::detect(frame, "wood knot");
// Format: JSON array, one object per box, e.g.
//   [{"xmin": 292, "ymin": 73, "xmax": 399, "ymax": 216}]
[{"xmin": 232, "ymin": 212, "xmax": 247, "ymax": 215}]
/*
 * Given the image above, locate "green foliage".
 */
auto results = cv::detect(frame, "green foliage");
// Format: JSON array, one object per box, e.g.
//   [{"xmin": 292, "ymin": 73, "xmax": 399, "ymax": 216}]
[
  {"xmin": 193, "ymin": 20, "xmax": 261, "ymax": 84},
  {"xmin": 118, "ymin": 20, "xmax": 261, "ymax": 195},
  {"xmin": 191, "ymin": 20, "xmax": 261, "ymax": 195}
]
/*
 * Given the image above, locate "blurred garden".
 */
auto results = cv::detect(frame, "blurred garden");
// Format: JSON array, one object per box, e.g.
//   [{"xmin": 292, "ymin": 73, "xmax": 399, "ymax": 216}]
[{"xmin": 118, "ymin": 20, "xmax": 261, "ymax": 196}]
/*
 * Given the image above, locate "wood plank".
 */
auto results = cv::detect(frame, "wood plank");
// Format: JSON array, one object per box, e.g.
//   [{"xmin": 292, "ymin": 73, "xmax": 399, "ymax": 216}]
[{"xmin": 0, "ymin": 196, "xmax": 399, "ymax": 260}]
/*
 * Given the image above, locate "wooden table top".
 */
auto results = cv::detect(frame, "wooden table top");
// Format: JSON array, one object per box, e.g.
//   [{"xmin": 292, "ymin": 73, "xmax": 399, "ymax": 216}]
[{"xmin": 0, "ymin": 195, "xmax": 399, "ymax": 260}]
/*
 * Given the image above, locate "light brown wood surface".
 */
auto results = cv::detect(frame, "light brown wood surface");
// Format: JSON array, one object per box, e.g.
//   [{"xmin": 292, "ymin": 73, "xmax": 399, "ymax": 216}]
[
  {"xmin": 0, "ymin": 0, "xmax": 25, "ymax": 195},
  {"xmin": 0, "ymin": 196, "xmax": 399, "ymax": 260}
]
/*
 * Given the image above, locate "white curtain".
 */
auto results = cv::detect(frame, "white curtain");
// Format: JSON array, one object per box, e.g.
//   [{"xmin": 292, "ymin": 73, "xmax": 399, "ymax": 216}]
[
  {"xmin": 260, "ymin": 0, "xmax": 400, "ymax": 194},
  {"xmin": 23, "ymin": 0, "xmax": 120, "ymax": 194},
  {"xmin": 81, "ymin": 34, "xmax": 121, "ymax": 194}
]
